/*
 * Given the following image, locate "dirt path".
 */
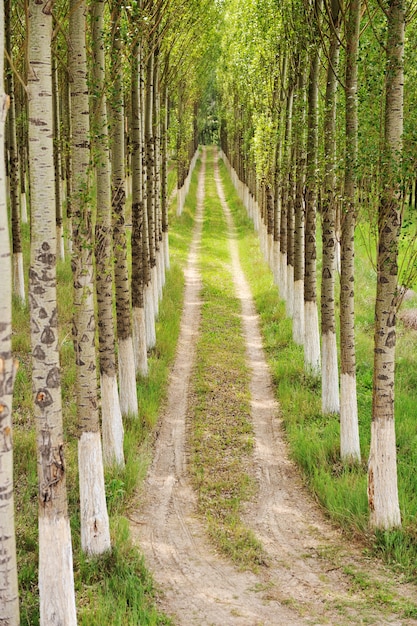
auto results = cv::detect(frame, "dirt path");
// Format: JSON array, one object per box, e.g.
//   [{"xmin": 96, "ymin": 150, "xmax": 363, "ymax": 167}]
[{"xmin": 130, "ymin": 147, "xmax": 417, "ymax": 625}]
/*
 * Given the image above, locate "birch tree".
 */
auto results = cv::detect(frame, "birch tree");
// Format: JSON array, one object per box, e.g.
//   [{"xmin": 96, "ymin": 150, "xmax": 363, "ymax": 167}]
[
  {"xmin": 368, "ymin": 0, "xmax": 405, "ymax": 530},
  {"xmin": 91, "ymin": 0, "xmax": 125, "ymax": 467},
  {"xmin": 340, "ymin": 0, "xmax": 361, "ymax": 463},
  {"xmin": 110, "ymin": 0, "xmax": 139, "ymax": 416},
  {"xmin": 69, "ymin": 0, "xmax": 111, "ymax": 553},
  {"xmin": 0, "ymin": 2, "xmax": 19, "ymax": 621},
  {"xmin": 27, "ymin": 0, "xmax": 77, "ymax": 621}
]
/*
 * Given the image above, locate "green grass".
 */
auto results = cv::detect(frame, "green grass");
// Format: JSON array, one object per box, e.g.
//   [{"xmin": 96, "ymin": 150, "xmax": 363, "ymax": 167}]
[
  {"xmin": 188, "ymin": 150, "xmax": 266, "ymax": 569},
  {"xmin": 12, "ymin": 160, "xmax": 199, "ymax": 624},
  {"xmin": 218, "ymin": 155, "xmax": 417, "ymax": 583}
]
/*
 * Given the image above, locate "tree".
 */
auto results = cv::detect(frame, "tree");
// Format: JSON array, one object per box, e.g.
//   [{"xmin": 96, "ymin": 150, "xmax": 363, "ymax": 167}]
[
  {"xmin": 91, "ymin": 0, "xmax": 125, "ymax": 467},
  {"xmin": 27, "ymin": 0, "xmax": 77, "ymax": 621},
  {"xmin": 368, "ymin": 0, "xmax": 405, "ymax": 530},
  {"xmin": 340, "ymin": 0, "xmax": 361, "ymax": 463},
  {"xmin": 321, "ymin": 0, "xmax": 341, "ymax": 414},
  {"xmin": 0, "ymin": 1, "xmax": 19, "ymax": 621},
  {"xmin": 69, "ymin": 0, "xmax": 111, "ymax": 553},
  {"xmin": 304, "ymin": 0, "xmax": 321, "ymax": 376},
  {"xmin": 109, "ymin": 0, "xmax": 139, "ymax": 417}
]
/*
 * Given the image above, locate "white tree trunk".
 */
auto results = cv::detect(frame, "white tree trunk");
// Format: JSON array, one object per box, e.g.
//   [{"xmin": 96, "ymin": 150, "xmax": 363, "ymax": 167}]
[
  {"xmin": 38, "ymin": 517, "xmax": 77, "ymax": 625},
  {"xmin": 0, "ymin": 22, "xmax": 20, "ymax": 619},
  {"xmin": 78, "ymin": 431, "xmax": 112, "ymax": 554},
  {"xmin": 132, "ymin": 306, "xmax": 148, "ymax": 376},
  {"xmin": 368, "ymin": 419, "xmax": 401, "ymax": 529},
  {"xmin": 292, "ymin": 279, "xmax": 304, "ymax": 345},
  {"xmin": 286, "ymin": 264, "xmax": 294, "ymax": 318},
  {"xmin": 118, "ymin": 336, "xmax": 139, "ymax": 417},
  {"xmin": 152, "ymin": 263, "xmax": 159, "ymax": 319},
  {"xmin": 340, "ymin": 372, "xmax": 361, "ymax": 462},
  {"xmin": 273, "ymin": 241, "xmax": 280, "ymax": 287},
  {"xmin": 163, "ymin": 230, "xmax": 170, "ymax": 270},
  {"xmin": 304, "ymin": 300, "xmax": 321, "ymax": 376},
  {"xmin": 101, "ymin": 372, "xmax": 125, "ymax": 467},
  {"xmin": 279, "ymin": 252, "xmax": 287, "ymax": 301},
  {"xmin": 145, "ymin": 282, "xmax": 156, "ymax": 349},
  {"xmin": 12, "ymin": 251, "xmax": 25, "ymax": 304},
  {"xmin": 321, "ymin": 331, "xmax": 339, "ymax": 414},
  {"xmin": 21, "ymin": 191, "xmax": 28, "ymax": 223}
]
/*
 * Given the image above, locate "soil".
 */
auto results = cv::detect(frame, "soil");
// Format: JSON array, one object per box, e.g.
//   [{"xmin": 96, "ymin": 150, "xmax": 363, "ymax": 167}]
[{"xmin": 129, "ymin": 148, "xmax": 417, "ymax": 625}]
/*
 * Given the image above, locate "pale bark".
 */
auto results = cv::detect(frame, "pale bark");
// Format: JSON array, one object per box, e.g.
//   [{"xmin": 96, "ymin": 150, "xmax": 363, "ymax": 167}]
[
  {"xmin": 78, "ymin": 431, "xmax": 111, "ymax": 554},
  {"xmin": 368, "ymin": 0, "xmax": 404, "ymax": 530},
  {"xmin": 110, "ymin": 1, "xmax": 139, "ymax": 418},
  {"xmin": 321, "ymin": 0, "xmax": 341, "ymax": 414},
  {"xmin": 304, "ymin": 29, "xmax": 321, "ymax": 375},
  {"xmin": 5, "ymin": 4, "xmax": 25, "ymax": 305},
  {"xmin": 0, "ymin": 4, "xmax": 19, "ymax": 621},
  {"xmin": 91, "ymin": 0, "xmax": 124, "ymax": 467},
  {"xmin": 131, "ymin": 40, "xmax": 148, "ymax": 375},
  {"xmin": 28, "ymin": 1, "xmax": 77, "ymax": 621},
  {"xmin": 340, "ymin": 0, "xmax": 361, "ymax": 463},
  {"xmin": 69, "ymin": 0, "xmax": 111, "ymax": 551},
  {"xmin": 280, "ymin": 84, "xmax": 294, "ymax": 300}
]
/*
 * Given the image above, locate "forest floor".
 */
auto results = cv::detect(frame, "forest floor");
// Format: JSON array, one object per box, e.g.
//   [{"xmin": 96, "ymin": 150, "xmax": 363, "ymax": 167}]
[{"xmin": 129, "ymin": 147, "xmax": 417, "ymax": 626}]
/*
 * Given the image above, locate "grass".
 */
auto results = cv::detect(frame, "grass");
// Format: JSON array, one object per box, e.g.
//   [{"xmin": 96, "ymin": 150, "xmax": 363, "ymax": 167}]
[
  {"xmin": 217, "ymin": 155, "xmax": 417, "ymax": 584},
  {"xmin": 187, "ymin": 150, "xmax": 265, "ymax": 569},
  {"xmin": 12, "ymin": 160, "xmax": 200, "ymax": 624}
]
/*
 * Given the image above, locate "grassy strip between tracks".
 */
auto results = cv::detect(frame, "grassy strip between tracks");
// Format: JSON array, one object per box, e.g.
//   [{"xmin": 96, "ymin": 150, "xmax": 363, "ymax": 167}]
[
  {"xmin": 187, "ymin": 149, "xmax": 266, "ymax": 570},
  {"xmin": 13, "ymin": 163, "xmax": 198, "ymax": 625},
  {"xmin": 217, "ymin": 154, "xmax": 417, "ymax": 602}
]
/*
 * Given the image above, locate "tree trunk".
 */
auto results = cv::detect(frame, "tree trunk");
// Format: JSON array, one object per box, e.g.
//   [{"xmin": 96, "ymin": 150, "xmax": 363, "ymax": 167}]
[
  {"xmin": 321, "ymin": 0, "xmax": 341, "ymax": 413},
  {"xmin": 69, "ymin": 0, "xmax": 111, "ymax": 554},
  {"xmin": 368, "ymin": 0, "xmax": 404, "ymax": 530},
  {"xmin": 110, "ymin": 3, "xmax": 139, "ymax": 418},
  {"xmin": 340, "ymin": 0, "xmax": 361, "ymax": 463},
  {"xmin": 293, "ymin": 65, "xmax": 307, "ymax": 345},
  {"xmin": 5, "ymin": 0, "xmax": 25, "ymax": 305},
  {"xmin": 304, "ymin": 32, "xmax": 321, "ymax": 376},
  {"xmin": 131, "ymin": 40, "xmax": 148, "ymax": 377},
  {"xmin": 161, "ymin": 83, "xmax": 170, "ymax": 270},
  {"xmin": 91, "ymin": 0, "xmax": 125, "ymax": 467},
  {"xmin": 0, "ymin": 3, "xmax": 20, "ymax": 621},
  {"xmin": 27, "ymin": 2, "xmax": 77, "ymax": 622},
  {"xmin": 280, "ymin": 82, "xmax": 294, "ymax": 301},
  {"xmin": 52, "ymin": 48, "xmax": 65, "ymax": 262},
  {"xmin": 145, "ymin": 47, "xmax": 157, "ymax": 347}
]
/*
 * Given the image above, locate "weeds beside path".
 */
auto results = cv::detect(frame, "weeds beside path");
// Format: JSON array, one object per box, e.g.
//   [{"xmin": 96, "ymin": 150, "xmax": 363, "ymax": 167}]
[{"xmin": 130, "ymin": 146, "xmax": 417, "ymax": 626}]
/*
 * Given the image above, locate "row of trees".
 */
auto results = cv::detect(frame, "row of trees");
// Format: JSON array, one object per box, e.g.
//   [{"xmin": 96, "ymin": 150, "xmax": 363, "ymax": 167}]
[
  {"xmin": 217, "ymin": 0, "xmax": 415, "ymax": 531},
  {"xmin": 1, "ymin": 0, "xmax": 219, "ymax": 622}
]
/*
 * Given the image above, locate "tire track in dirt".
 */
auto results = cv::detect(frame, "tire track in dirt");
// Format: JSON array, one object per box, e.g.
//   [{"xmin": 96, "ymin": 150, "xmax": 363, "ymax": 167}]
[{"xmin": 130, "ymin": 147, "xmax": 417, "ymax": 626}]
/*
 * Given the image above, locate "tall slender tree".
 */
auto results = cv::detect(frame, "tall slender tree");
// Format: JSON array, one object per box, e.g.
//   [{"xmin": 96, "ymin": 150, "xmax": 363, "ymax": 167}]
[
  {"xmin": 91, "ymin": 0, "xmax": 125, "ymax": 467},
  {"xmin": 321, "ymin": 0, "xmax": 341, "ymax": 414},
  {"xmin": 0, "ymin": 2, "xmax": 19, "ymax": 621},
  {"xmin": 27, "ymin": 0, "xmax": 77, "ymax": 621},
  {"xmin": 304, "ymin": 0, "xmax": 321, "ymax": 375},
  {"xmin": 340, "ymin": 0, "xmax": 361, "ymax": 463},
  {"xmin": 69, "ymin": 0, "xmax": 111, "ymax": 553},
  {"xmin": 110, "ymin": 0, "xmax": 139, "ymax": 417},
  {"xmin": 368, "ymin": 0, "xmax": 404, "ymax": 530}
]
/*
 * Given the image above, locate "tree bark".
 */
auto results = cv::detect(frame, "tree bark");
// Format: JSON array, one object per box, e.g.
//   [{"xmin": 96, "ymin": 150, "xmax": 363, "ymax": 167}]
[
  {"xmin": 321, "ymin": 0, "xmax": 341, "ymax": 413},
  {"xmin": 69, "ymin": 0, "xmax": 111, "ymax": 553},
  {"xmin": 91, "ymin": 0, "xmax": 125, "ymax": 467},
  {"xmin": 304, "ymin": 28, "xmax": 321, "ymax": 376},
  {"xmin": 368, "ymin": 0, "xmax": 404, "ymax": 530},
  {"xmin": 27, "ymin": 1, "xmax": 77, "ymax": 621},
  {"xmin": 110, "ymin": 1, "xmax": 139, "ymax": 417},
  {"xmin": 0, "ymin": 3, "xmax": 20, "ymax": 621},
  {"xmin": 340, "ymin": 0, "xmax": 361, "ymax": 463},
  {"xmin": 131, "ymin": 39, "xmax": 149, "ymax": 377}
]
